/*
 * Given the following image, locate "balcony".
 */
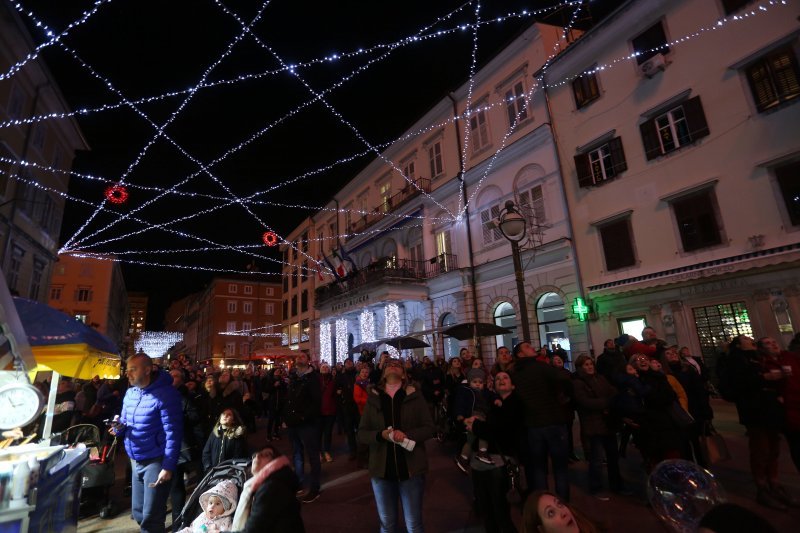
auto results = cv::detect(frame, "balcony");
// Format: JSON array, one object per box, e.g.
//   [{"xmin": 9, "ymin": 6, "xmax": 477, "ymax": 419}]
[
  {"xmin": 348, "ymin": 178, "xmax": 431, "ymax": 239},
  {"xmin": 315, "ymin": 253, "xmax": 458, "ymax": 307}
]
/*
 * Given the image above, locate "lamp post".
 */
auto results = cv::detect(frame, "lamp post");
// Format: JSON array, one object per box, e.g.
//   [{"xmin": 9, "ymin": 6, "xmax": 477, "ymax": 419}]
[{"xmin": 498, "ymin": 200, "xmax": 531, "ymax": 342}]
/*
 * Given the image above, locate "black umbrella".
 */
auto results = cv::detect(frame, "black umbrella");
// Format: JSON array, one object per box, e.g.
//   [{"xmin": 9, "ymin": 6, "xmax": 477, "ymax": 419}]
[
  {"xmin": 350, "ymin": 341, "xmax": 380, "ymax": 354},
  {"xmin": 443, "ymin": 322, "xmax": 512, "ymax": 340},
  {"xmin": 384, "ymin": 336, "xmax": 430, "ymax": 350}
]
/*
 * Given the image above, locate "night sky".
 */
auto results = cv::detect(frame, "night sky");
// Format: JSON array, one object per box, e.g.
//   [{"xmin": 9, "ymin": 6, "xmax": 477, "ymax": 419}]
[{"xmin": 14, "ymin": 0, "xmax": 623, "ymax": 326}]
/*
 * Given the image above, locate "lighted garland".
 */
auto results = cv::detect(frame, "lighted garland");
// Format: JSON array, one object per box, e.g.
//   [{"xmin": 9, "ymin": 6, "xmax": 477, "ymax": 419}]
[
  {"xmin": 262, "ymin": 231, "xmax": 278, "ymax": 246},
  {"xmin": 104, "ymin": 184, "xmax": 129, "ymax": 204}
]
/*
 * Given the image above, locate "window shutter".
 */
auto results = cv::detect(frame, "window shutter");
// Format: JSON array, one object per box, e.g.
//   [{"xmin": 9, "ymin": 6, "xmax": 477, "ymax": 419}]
[
  {"xmin": 639, "ymin": 118, "xmax": 662, "ymax": 160},
  {"xmin": 608, "ymin": 137, "xmax": 628, "ymax": 175},
  {"xmin": 574, "ymin": 153, "xmax": 594, "ymax": 187},
  {"xmin": 682, "ymin": 96, "xmax": 710, "ymax": 141},
  {"xmin": 772, "ymin": 51, "xmax": 800, "ymax": 101},
  {"xmin": 481, "ymin": 209, "xmax": 492, "ymax": 244},
  {"xmin": 747, "ymin": 62, "xmax": 777, "ymax": 111}
]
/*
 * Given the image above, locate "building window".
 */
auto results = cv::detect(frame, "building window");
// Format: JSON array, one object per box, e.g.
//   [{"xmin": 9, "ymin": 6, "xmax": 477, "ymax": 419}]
[
  {"xmin": 6, "ymin": 245, "xmax": 24, "ymax": 293},
  {"xmin": 282, "ymin": 276, "xmax": 288, "ymax": 292},
  {"xmin": 575, "ymin": 137, "xmax": 627, "ymax": 187},
  {"xmin": 671, "ymin": 189, "xmax": 723, "ymax": 252},
  {"xmin": 380, "ymin": 181, "xmax": 392, "ymax": 212},
  {"xmin": 693, "ymin": 301, "xmax": 752, "ymax": 373},
  {"xmin": 504, "ymin": 79, "xmax": 529, "ymax": 127},
  {"xmin": 243, "ymin": 301, "xmax": 253, "ymax": 314},
  {"xmin": 301, "ymin": 319, "xmax": 310, "ymax": 342},
  {"xmin": 469, "ymin": 106, "xmax": 491, "ymax": 152},
  {"xmin": 241, "ymin": 343, "xmax": 250, "ymax": 357},
  {"xmin": 403, "ymin": 159, "xmax": 416, "ymax": 181},
  {"xmin": 29, "ymin": 258, "xmax": 45, "ymax": 300},
  {"xmin": 537, "ymin": 293, "xmax": 571, "ymax": 366},
  {"xmin": 745, "ymin": 46, "xmax": 800, "ymax": 113},
  {"xmin": 301, "ymin": 290, "xmax": 308, "ymax": 313},
  {"xmin": 265, "ymin": 302, "xmax": 274, "ymax": 314},
  {"xmin": 75, "ymin": 313, "xmax": 88, "ymax": 324},
  {"xmin": 428, "ymin": 140, "xmax": 444, "ymax": 178},
  {"xmin": 632, "ymin": 21, "xmax": 670, "ymax": 64},
  {"xmin": 344, "ymin": 203, "xmax": 352, "ymax": 234},
  {"xmin": 721, "ymin": 0, "xmax": 753, "ymax": 15},
  {"xmin": 775, "ymin": 160, "xmax": 800, "ymax": 226},
  {"xmin": 301, "ymin": 232, "xmax": 309, "ymax": 253},
  {"xmin": 225, "ymin": 342, "xmax": 236, "ymax": 356},
  {"xmin": 50, "ymin": 285, "xmax": 63, "ymax": 301},
  {"xmin": 226, "ymin": 321, "xmax": 237, "ymax": 332},
  {"xmin": 572, "ymin": 71, "xmax": 600, "ymax": 109},
  {"xmin": 243, "ymin": 285, "xmax": 253, "ymax": 295},
  {"xmin": 31, "ymin": 123, "xmax": 46, "ymax": 151},
  {"xmin": 291, "ymin": 268, "xmax": 298, "ymax": 288},
  {"xmin": 242, "ymin": 321, "xmax": 252, "ymax": 332},
  {"xmin": 480, "ymin": 203, "xmax": 503, "ymax": 245},
  {"xmin": 0, "ymin": 143, "xmax": 14, "ymax": 197},
  {"xmin": 228, "ymin": 283, "xmax": 238, "ymax": 293},
  {"xmin": 76, "ymin": 287, "xmax": 92, "ymax": 302},
  {"xmin": 518, "ymin": 185, "xmax": 546, "ymax": 224},
  {"xmin": 301, "ymin": 260, "xmax": 308, "ymax": 281},
  {"xmin": 291, "ymin": 295, "xmax": 297, "ymax": 316},
  {"xmin": 640, "ymin": 96, "xmax": 709, "ymax": 160},
  {"xmin": 598, "ymin": 217, "xmax": 637, "ymax": 271},
  {"xmin": 494, "ymin": 302, "xmax": 517, "ymax": 351},
  {"xmin": 7, "ymin": 84, "xmax": 25, "ymax": 120},
  {"xmin": 265, "ymin": 287, "xmax": 274, "ymax": 296},
  {"xmin": 227, "ymin": 300, "xmax": 237, "ymax": 313},
  {"xmin": 282, "ymin": 300, "xmax": 288, "ymax": 320}
]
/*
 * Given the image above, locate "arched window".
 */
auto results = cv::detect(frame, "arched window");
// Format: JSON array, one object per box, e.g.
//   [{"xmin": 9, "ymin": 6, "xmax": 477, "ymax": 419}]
[
  {"xmin": 493, "ymin": 302, "xmax": 517, "ymax": 351},
  {"xmin": 441, "ymin": 313, "xmax": 459, "ymax": 359},
  {"xmin": 537, "ymin": 292, "xmax": 571, "ymax": 368}
]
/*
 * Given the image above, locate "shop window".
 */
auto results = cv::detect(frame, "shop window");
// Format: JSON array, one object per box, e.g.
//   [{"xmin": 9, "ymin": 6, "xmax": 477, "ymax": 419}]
[
  {"xmin": 494, "ymin": 302, "xmax": 517, "ymax": 351},
  {"xmin": 537, "ymin": 293, "xmax": 571, "ymax": 367},
  {"xmin": 693, "ymin": 302, "xmax": 753, "ymax": 375}
]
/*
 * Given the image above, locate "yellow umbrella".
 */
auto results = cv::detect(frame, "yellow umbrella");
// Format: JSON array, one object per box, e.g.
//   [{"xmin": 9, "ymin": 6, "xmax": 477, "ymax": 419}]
[{"xmin": 26, "ymin": 344, "xmax": 120, "ymax": 380}]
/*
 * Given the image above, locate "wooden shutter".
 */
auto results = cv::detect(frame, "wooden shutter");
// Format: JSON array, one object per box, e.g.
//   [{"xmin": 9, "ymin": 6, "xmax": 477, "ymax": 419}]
[
  {"xmin": 683, "ymin": 96, "xmax": 710, "ymax": 142},
  {"xmin": 599, "ymin": 219, "xmax": 636, "ymax": 271},
  {"xmin": 608, "ymin": 137, "xmax": 628, "ymax": 175},
  {"xmin": 574, "ymin": 153, "xmax": 594, "ymax": 187},
  {"xmin": 639, "ymin": 118, "xmax": 661, "ymax": 160},
  {"xmin": 772, "ymin": 50, "xmax": 800, "ymax": 101}
]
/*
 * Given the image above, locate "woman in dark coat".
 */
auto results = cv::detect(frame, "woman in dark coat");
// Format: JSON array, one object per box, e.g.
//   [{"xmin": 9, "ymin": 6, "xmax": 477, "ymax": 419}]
[
  {"xmin": 202, "ymin": 407, "xmax": 249, "ymax": 470},
  {"xmin": 632, "ymin": 354, "xmax": 682, "ymax": 470},
  {"xmin": 573, "ymin": 354, "xmax": 625, "ymax": 496},
  {"xmin": 264, "ymin": 367, "xmax": 287, "ymax": 440}
]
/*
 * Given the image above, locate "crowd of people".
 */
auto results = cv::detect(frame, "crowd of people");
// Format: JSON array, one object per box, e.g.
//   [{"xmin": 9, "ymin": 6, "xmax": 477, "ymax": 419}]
[{"xmin": 32, "ymin": 326, "xmax": 800, "ymax": 532}]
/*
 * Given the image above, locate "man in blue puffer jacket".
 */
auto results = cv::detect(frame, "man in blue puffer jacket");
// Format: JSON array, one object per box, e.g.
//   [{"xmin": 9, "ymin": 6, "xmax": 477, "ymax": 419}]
[{"xmin": 113, "ymin": 353, "xmax": 183, "ymax": 533}]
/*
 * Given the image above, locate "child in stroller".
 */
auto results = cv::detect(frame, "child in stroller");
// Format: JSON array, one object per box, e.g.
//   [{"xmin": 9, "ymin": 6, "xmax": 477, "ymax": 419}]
[
  {"xmin": 175, "ymin": 479, "xmax": 238, "ymax": 533},
  {"xmin": 172, "ymin": 458, "xmax": 250, "ymax": 531}
]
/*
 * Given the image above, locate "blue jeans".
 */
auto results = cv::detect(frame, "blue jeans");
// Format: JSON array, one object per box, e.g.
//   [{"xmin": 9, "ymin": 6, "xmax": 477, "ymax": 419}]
[
  {"xmin": 526, "ymin": 425, "xmax": 570, "ymax": 502},
  {"xmin": 289, "ymin": 421, "xmax": 321, "ymax": 491},
  {"xmin": 131, "ymin": 457, "xmax": 172, "ymax": 533},
  {"xmin": 370, "ymin": 475, "xmax": 425, "ymax": 533}
]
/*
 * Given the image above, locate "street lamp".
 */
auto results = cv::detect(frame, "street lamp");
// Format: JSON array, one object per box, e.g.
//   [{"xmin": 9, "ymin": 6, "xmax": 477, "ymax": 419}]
[{"xmin": 498, "ymin": 200, "xmax": 531, "ymax": 342}]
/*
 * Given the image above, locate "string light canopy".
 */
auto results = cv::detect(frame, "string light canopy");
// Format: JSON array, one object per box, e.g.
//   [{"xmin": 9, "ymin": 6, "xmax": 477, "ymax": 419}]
[
  {"xmin": 0, "ymin": 0, "xmax": 783, "ymax": 278},
  {"xmin": 135, "ymin": 331, "xmax": 184, "ymax": 359}
]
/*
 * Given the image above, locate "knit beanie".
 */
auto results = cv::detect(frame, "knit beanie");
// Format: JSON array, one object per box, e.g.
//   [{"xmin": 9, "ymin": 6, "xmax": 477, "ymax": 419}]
[{"xmin": 466, "ymin": 368, "xmax": 486, "ymax": 383}]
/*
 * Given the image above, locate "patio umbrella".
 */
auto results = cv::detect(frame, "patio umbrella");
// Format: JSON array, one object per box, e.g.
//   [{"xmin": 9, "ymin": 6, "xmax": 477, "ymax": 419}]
[
  {"xmin": 350, "ymin": 341, "xmax": 380, "ymax": 354},
  {"xmin": 12, "ymin": 297, "xmax": 121, "ymax": 379},
  {"xmin": 384, "ymin": 336, "xmax": 430, "ymax": 350},
  {"xmin": 443, "ymin": 322, "xmax": 512, "ymax": 341}
]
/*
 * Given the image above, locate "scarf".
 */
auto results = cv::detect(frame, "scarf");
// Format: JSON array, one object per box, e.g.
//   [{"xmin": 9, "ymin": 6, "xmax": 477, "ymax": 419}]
[{"xmin": 229, "ymin": 455, "xmax": 291, "ymax": 531}]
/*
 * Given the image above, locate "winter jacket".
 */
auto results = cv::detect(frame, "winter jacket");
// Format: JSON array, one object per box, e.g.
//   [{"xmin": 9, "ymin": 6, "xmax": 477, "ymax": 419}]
[
  {"xmin": 511, "ymin": 357, "xmax": 572, "ymax": 428},
  {"xmin": 596, "ymin": 349, "xmax": 627, "ymax": 384},
  {"xmin": 729, "ymin": 349, "xmax": 786, "ymax": 429},
  {"xmin": 230, "ymin": 459, "xmax": 304, "ymax": 533},
  {"xmin": 202, "ymin": 424, "xmax": 248, "ymax": 470},
  {"xmin": 120, "ymin": 370, "xmax": 184, "ymax": 472},
  {"xmin": 284, "ymin": 367, "xmax": 321, "ymax": 427},
  {"xmin": 668, "ymin": 362, "xmax": 713, "ymax": 423},
  {"xmin": 779, "ymin": 350, "xmax": 800, "ymax": 432},
  {"xmin": 573, "ymin": 373, "xmax": 617, "ymax": 437},
  {"xmin": 177, "ymin": 479, "xmax": 238, "ymax": 533},
  {"xmin": 470, "ymin": 392, "xmax": 523, "ymax": 458},
  {"xmin": 453, "ymin": 385, "xmax": 495, "ymax": 419},
  {"xmin": 319, "ymin": 373, "xmax": 337, "ymax": 417},
  {"xmin": 357, "ymin": 383, "xmax": 435, "ymax": 479},
  {"xmin": 420, "ymin": 365, "xmax": 445, "ymax": 404},
  {"xmin": 638, "ymin": 370, "xmax": 682, "ymax": 456},
  {"xmin": 353, "ymin": 380, "xmax": 369, "ymax": 415}
]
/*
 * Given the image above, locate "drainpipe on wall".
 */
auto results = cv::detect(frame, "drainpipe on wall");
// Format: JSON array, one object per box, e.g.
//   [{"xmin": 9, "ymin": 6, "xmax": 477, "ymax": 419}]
[
  {"xmin": 540, "ymin": 80, "xmax": 595, "ymax": 355},
  {"xmin": 447, "ymin": 93, "xmax": 482, "ymax": 359}
]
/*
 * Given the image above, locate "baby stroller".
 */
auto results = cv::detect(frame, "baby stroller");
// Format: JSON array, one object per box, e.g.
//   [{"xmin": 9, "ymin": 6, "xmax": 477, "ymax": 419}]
[
  {"xmin": 172, "ymin": 458, "xmax": 251, "ymax": 531},
  {"xmin": 51, "ymin": 423, "xmax": 119, "ymax": 518}
]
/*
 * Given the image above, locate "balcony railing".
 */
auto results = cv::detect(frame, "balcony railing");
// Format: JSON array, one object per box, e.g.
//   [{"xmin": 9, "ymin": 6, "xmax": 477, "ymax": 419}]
[
  {"xmin": 347, "ymin": 178, "xmax": 431, "ymax": 239},
  {"xmin": 315, "ymin": 253, "xmax": 458, "ymax": 307}
]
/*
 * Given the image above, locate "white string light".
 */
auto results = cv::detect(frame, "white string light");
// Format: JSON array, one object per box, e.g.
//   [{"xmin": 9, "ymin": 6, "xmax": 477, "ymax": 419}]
[
  {"xmin": 320, "ymin": 322, "xmax": 332, "ymax": 364},
  {"xmin": 335, "ymin": 318, "xmax": 348, "ymax": 363},
  {"xmin": 135, "ymin": 331, "xmax": 184, "ymax": 359},
  {"xmin": 384, "ymin": 304, "xmax": 400, "ymax": 357},
  {"xmin": 359, "ymin": 309, "xmax": 376, "ymax": 344}
]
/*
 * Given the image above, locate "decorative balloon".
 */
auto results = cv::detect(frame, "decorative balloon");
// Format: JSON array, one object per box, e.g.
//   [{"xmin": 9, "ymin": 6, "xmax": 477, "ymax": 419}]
[
  {"xmin": 104, "ymin": 184, "xmax": 129, "ymax": 204},
  {"xmin": 647, "ymin": 459, "xmax": 726, "ymax": 533},
  {"xmin": 262, "ymin": 231, "xmax": 278, "ymax": 246}
]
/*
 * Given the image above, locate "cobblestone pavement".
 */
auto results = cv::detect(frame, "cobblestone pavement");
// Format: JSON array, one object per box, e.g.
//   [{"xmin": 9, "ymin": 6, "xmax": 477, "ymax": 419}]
[{"xmin": 78, "ymin": 400, "xmax": 800, "ymax": 532}]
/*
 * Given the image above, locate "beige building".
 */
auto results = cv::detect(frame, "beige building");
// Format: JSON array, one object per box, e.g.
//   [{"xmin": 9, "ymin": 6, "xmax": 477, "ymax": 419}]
[
  {"xmin": 542, "ymin": 0, "xmax": 800, "ymax": 367},
  {"xmin": 0, "ymin": 3, "xmax": 89, "ymax": 301},
  {"xmin": 283, "ymin": 22, "xmax": 589, "ymax": 365},
  {"xmin": 48, "ymin": 254, "xmax": 128, "ymax": 348}
]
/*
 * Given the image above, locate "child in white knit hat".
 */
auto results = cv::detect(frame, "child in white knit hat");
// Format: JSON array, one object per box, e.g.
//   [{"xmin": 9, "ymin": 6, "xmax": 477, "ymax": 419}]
[{"xmin": 176, "ymin": 479, "xmax": 238, "ymax": 533}]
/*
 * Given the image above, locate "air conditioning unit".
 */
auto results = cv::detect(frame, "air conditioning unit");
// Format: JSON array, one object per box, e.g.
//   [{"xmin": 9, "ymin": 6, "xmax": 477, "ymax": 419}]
[{"xmin": 640, "ymin": 53, "xmax": 667, "ymax": 78}]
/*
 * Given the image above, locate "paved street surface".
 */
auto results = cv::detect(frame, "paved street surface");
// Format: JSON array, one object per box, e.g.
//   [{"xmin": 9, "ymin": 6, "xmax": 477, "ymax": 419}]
[{"xmin": 78, "ymin": 400, "xmax": 799, "ymax": 532}]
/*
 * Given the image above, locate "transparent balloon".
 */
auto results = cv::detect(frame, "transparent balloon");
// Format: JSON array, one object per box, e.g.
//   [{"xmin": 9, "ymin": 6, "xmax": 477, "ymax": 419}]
[{"xmin": 647, "ymin": 459, "xmax": 726, "ymax": 532}]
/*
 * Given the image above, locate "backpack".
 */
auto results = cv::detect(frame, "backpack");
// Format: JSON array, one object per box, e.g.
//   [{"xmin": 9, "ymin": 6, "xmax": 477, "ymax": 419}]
[{"xmin": 715, "ymin": 353, "xmax": 740, "ymax": 402}]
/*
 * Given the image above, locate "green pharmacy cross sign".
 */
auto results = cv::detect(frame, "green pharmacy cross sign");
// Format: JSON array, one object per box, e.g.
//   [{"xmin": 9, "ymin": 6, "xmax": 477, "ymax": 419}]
[{"xmin": 572, "ymin": 297, "xmax": 590, "ymax": 322}]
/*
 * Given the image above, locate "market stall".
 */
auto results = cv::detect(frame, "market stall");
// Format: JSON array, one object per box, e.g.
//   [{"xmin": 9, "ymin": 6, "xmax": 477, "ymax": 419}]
[{"xmin": 0, "ymin": 283, "xmax": 120, "ymax": 533}]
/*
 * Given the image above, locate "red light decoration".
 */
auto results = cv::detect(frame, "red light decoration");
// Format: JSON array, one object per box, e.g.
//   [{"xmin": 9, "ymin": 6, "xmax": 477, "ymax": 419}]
[
  {"xmin": 105, "ymin": 184, "xmax": 129, "ymax": 204},
  {"xmin": 262, "ymin": 231, "xmax": 278, "ymax": 246}
]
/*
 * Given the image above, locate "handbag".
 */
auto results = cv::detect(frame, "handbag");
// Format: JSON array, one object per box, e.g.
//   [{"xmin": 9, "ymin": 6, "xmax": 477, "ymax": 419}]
[
  {"xmin": 700, "ymin": 423, "xmax": 732, "ymax": 464},
  {"xmin": 669, "ymin": 401, "xmax": 694, "ymax": 429}
]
